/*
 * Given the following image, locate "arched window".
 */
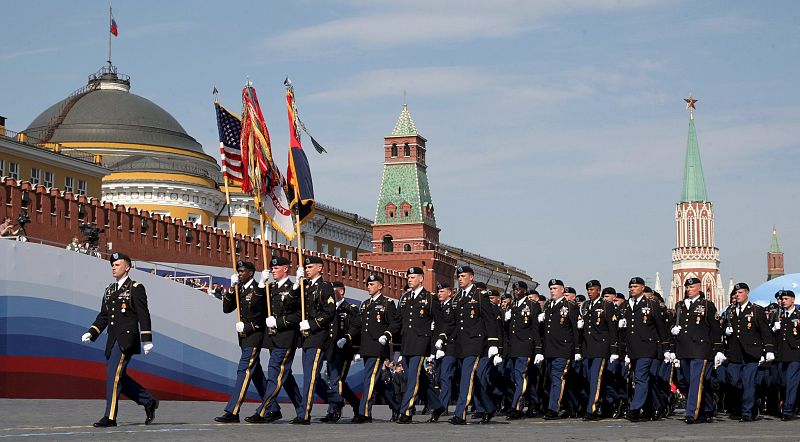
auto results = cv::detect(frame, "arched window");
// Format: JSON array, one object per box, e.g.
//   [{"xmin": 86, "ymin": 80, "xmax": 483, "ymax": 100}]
[
  {"xmin": 382, "ymin": 235, "xmax": 393, "ymax": 252},
  {"xmin": 687, "ymin": 216, "xmax": 695, "ymax": 246},
  {"xmin": 403, "ymin": 244, "xmax": 411, "ymax": 252},
  {"xmin": 391, "ymin": 144, "xmax": 398, "ymax": 157},
  {"xmin": 404, "ymin": 143, "xmax": 411, "ymax": 157}
]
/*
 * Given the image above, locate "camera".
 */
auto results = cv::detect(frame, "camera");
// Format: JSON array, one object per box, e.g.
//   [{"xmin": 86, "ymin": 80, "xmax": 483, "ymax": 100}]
[
  {"xmin": 79, "ymin": 223, "xmax": 105, "ymax": 248},
  {"xmin": 17, "ymin": 214, "xmax": 30, "ymax": 226}
]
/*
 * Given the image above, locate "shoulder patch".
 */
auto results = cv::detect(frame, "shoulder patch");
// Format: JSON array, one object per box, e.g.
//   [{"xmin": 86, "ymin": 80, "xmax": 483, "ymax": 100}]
[
  {"xmin": 612, "ymin": 315, "xmax": 617, "ymax": 321},
  {"xmin": 327, "ymin": 296, "xmax": 335, "ymax": 304}
]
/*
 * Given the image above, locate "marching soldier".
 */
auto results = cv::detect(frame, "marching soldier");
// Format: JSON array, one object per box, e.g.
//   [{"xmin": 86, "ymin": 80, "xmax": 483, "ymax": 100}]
[
  {"xmin": 672, "ymin": 277, "xmax": 724, "ymax": 424},
  {"xmin": 540, "ymin": 279, "xmax": 581, "ymax": 420},
  {"xmin": 432, "ymin": 281, "xmax": 457, "ymax": 415},
  {"xmin": 350, "ymin": 274, "xmax": 401, "ymax": 423},
  {"xmin": 578, "ymin": 280, "xmax": 620, "ymax": 420},
  {"xmin": 449, "ymin": 266, "xmax": 501, "ymax": 425},
  {"xmin": 81, "ymin": 252, "xmax": 158, "ymax": 427},
  {"xmin": 321, "ymin": 281, "xmax": 360, "ymax": 423},
  {"xmin": 248, "ymin": 257, "xmax": 304, "ymax": 423},
  {"xmin": 772, "ymin": 290, "xmax": 800, "ymax": 421},
  {"xmin": 623, "ymin": 277, "xmax": 669, "ymax": 422},
  {"xmin": 395, "ymin": 267, "xmax": 446, "ymax": 423},
  {"xmin": 215, "ymin": 260, "xmax": 269, "ymax": 423},
  {"xmin": 722, "ymin": 282, "xmax": 774, "ymax": 421},
  {"xmin": 504, "ymin": 281, "xmax": 543, "ymax": 420}
]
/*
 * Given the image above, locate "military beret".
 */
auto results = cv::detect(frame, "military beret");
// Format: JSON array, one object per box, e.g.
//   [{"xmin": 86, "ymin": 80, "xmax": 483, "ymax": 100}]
[
  {"xmin": 616, "ymin": 293, "xmax": 626, "ymax": 300},
  {"xmin": 528, "ymin": 289, "xmax": 540, "ymax": 296},
  {"xmin": 684, "ymin": 277, "xmax": 701, "ymax": 286},
  {"xmin": 768, "ymin": 302, "xmax": 780, "ymax": 310},
  {"xmin": 733, "ymin": 282, "xmax": 749, "ymax": 291},
  {"xmin": 548, "ymin": 279, "xmax": 564, "ymax": 287},
  {"xmin": 576, "ymin": 294, "xmax": 586, "ymax": 302},
  {"xmin": 653, "ymin": 292, "xmax": 664, "ymax": 303},
  {"xmin": 629, "ymin": 277, "xmax": 645, "ymax": 286},
  {"xmin": 406, "ymin": 267, "xmax": 423, "ymax": 275},
  {"xmin": 585, "ymin": 280, "xmax": 601, "ymax": 289},
  {"xmin": 456, "ymin": 265, "xmax": 474, "ymax": 275},
  {"xmin": 270, "ymin": 256, "xmax": 290, "ymax": 267},
  {"xmin": 513, "ymin": 281, "xmax": 528, "ymax": 290},
  {"xmin": 331, "ymin": 281, "xmax": 345, "ymax": 288},
  {"xmin": 781, "ymin": 290, "xmax": 796, "ymax": 298},
  {"xmin": 109, "ymin": 252, "xmax": 132, "ymax": 265},
  {"xmin": 565, "ymin": 286, "xmax": 577, "ymax": 294},
  {"xmin": 436, "ymin": 281, "xmax": 452, "ymax": 290},
  {"xmin": 475, "ymin": 282, "xmax": 487, "ymax": 290},
  {"xmin": 303, "ymin": 256, "xmax": 324, "ymax": 265},
  {"xmin": 488, "ymin": 289, "xmax": 500, "ymax": 297},
  {"xmin": 501, "ymin": 292, "xmax": 512, "ymax": 300},
  {"xmin": 236, "ymin": 260, "xmax": 256, "ymax": 272},
  {"xmin": 601, "ymin": 287, "xmax": 616, "ymax": 296},
  {"xmin": 366, "ymin": 273, "xmax": 384, "ymax": 283},
  {"xmin": 643, "ymin": 286, "xmax": 654, "ymax": 293}
]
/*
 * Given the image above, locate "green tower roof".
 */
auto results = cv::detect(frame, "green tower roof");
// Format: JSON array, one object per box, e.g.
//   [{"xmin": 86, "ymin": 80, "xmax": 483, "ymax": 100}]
[
  {"xmin": 390, "ymin": 103, "xmax": 418, "ymax": 136},
  {"xmin": 680, "ymin": 117, "xmax": 709, "ymax": 202},
  {"xmin": 770, "ymin": 227, "xmax": 781, "ymax": 253}
]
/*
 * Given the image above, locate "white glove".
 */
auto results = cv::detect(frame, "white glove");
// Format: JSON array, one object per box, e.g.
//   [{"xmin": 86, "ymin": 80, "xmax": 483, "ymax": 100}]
[
  {"xmin": 143, "ymin": 343, "xmax": 154, "ymax": 355},
  {"xmin": 487, "ymin": 346, "xmax": 499, "ymax": 358},
  {"xmin": 534, "ymin": 354, "xmax": 545, "ymax": 365},
  {"xmin": 353, "ymin": 354, "xmax": 362, "ymax": 363},
  {"xmin": 663, "ymin": 352, "xmax": 672, "ymax": 364},
  {"xmin": 618, "ymin": 318, "xmax": 627, "ymax": 328},
  {"xmin": 625, "ymin": 355, "xmax": 631, "ymax": 366},
  {"xmin": 504, "ymin": 310, "xmax": 512, "ymax": 321},
  {"xmin": 574, "ymin": 353, "xmax": 583, "ymax": 362},
  {"xmin": 378, "ymin": 335, "xmax": 388, "ymax": 345},
  {"xmin": 435, "ymin": 350, "xmax": 445, "ymax": 359},
  {"xmin": 493, "ymin": 355, "xmax": 503, "ymax": 366},
  {"xmin": 765, "ymin": 352, "xmax": 775, "ymax": 362},
  {"xmin": 81, "ymin": 332, "xmax": 92, "ymax": 343},
  {"xmin": 759, "ymin": 356, "xmax": 766, "ymax": 366},
  {"xmin": 235, "ymin": 322, "xmax": 245, "ymax": 333},
  {"xmin": 299, "ymin": 320, "xmax": 310, "ymax": 331},
  {"xmin": 266, "ymin": 316, "xmax": 277, "ymax": 328},
  {"xmin": 427, "ymin": 354, "xmax": 435, "ymax": 363},
  {"xmin": 259, "ymin": 270, "xmax": 269, "ymax": 287},
  {"xmin": 435, "ymin": 339, "xmax": 443, "ymax": 350},
  {"xmin": 398, "ymin": 355, "xmax": 403, "ymax": 363},
  {"xmin": 713, "ymin": 352, "xmax": 726, "ymax": 369},
  {"xmin": 673, "ymin": 359, "xmax": 681, "ymax": 368},
  {"xmin": 296, "ymin": 266, "xmax": 305, "ymax": 279},
  {"xmin": 773, "ymin": 322, "xmax": 781, "ymax": 331},
  {"xmin": 336, "ymin": 338, "xmax": 347, "ymax": 348},
  {"xmin": 725, "ymin": 326, "xmax": 733, "ymax": 336},
  {"xmin": 537, "ymin": 312, "xmax": 545, "ymax": 323},
  {"xmin": 609, "ymin": 354, "xmax": 619, "ymax": 364},
  {"xmin": 669, "ymin": 352, "xmax": 677, "ymax": 362},
  {"xmin": 230, "ymin": 273, "xmax": 239, "ymax": 285},
  {"xmin": 577, "ymin": 319, "xmax": 584, "ymax": 329},
  {"xmin": 431, "ymin": 322, "xmax": 435, "ymax": 331},
  {"xmin": 671, "ymin": 325, "xmax": 681, "ymax": 336}
]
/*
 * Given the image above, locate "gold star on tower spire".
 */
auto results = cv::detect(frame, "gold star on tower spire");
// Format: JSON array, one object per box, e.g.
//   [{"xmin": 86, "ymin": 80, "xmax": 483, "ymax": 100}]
[{"xmin": 685, "ymin": 94, "xmax": 698, "ymax": 120}]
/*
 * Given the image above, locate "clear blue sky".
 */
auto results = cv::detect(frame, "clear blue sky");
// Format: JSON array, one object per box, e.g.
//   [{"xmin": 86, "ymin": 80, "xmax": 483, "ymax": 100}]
[{"xmin": 2, "ymin": 0, "xmax": 798, "ymax": 293}]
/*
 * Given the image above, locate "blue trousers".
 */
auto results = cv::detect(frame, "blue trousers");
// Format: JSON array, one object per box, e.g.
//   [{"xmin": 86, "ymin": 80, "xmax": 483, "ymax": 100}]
[
  {"xmin": 255, "ymin": 347, "xmax": 303, "ymax": 417},
  {"xmin": 680, "ymin": 358, "xmax": 712, "ymax": 419},
  {"xmin": 473, "ymin": 357, "xmax": 496, "ymax": 414},
  {"xmin": 527, "ymin": 362, "xmax": 542, "ymax": 409},
  {"xmin": 779, "ymin": 361, "xmax": 800, "ymax": 417},
  {"xmin": 585, "ymin": 357, "xmax": 607, "ymax": 415},
  {"xmin": 454, "ymin": 356, "xmax": 481, "ymax": 419},
  {"xmin": 546, "ymin": 357, "xmax": 570, "ymax": 413},
  {"xmin": 298, "ymin": 348, "xmax": 325, "ymax": 420},
  {"xmin": 399, "ymin": 355, "xmax": 442, "ymax": 416},
  {"xmin": 325, "ymin": 352, "xmax": 358, "ymax": 413},
  {"xmin": 224, "ymin": 346, "xmax": 267, "ymax": 414},
  {"xmin": 511, "ymin": 357, "xmax": 531, "ymax": 411},
  {"xmin": 359, "ymin": 357, "xmax": 398, "ymax": 418},
  {"xmin": 727, "ymin": 361, "xmax": 758, "ymax": 417},
  {"xmin": 630, "ymin": 358, "xmax": 655, "ymax": 411},
  {"xmin": 104, "ymin": 344, "xmax": 155, "ymax": 420},
  {"xmin": 436, "ymin": 355, "xmax": 457, "ymax": 408}
]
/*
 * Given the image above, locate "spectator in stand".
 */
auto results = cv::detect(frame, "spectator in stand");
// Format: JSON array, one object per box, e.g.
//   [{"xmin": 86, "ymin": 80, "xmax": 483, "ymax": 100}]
[
  {"xmin": 66, "ymin": 237, "xmax": 83, "ymax": 252},
  {"xmin": 1, "ymin": 217, "xmax": 20, "ymax": 238}
]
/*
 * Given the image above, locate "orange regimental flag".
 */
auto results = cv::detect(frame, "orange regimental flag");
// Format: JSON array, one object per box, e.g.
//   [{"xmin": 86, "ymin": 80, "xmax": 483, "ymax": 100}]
[{"xmin": 285, "ymin": 84, "xmax": 316, "ymax": 225}]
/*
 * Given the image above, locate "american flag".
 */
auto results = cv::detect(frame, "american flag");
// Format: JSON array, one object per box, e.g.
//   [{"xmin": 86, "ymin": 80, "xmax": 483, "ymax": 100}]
[{"xmin": 215, "ymin": 102, "xmax": 243, "ymax": 184}]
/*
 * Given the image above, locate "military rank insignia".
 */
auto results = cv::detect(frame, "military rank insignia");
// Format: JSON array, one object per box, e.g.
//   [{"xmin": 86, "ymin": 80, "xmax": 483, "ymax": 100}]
[
  {"xmin": 419, "ymin": 308, "xmax": 425, "ymax": 317},
  {"xmin": 642, "ymin": 306, "xmax": 650, "ymax": 323}
]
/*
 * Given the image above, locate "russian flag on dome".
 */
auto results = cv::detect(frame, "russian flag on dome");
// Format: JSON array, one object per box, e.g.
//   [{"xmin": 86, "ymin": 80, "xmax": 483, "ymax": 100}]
[{"xmin": 110, "ymin": 17, "xmax": 118, "ymax": 37}]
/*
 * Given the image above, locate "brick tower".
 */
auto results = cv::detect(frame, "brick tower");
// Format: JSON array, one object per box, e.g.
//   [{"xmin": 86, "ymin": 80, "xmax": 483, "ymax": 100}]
[{"xmin": 767, "ymin": 226, "xmax": 784, "ymax": 281}]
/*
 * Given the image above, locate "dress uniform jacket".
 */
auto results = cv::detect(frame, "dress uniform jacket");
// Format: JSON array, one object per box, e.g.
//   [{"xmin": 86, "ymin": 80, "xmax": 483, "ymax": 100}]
[
  {"xmin": 262, "ymin": 278, "xmax": 300, "ymax": 350},
  {"xmin": 506, "ymin": 298, "xmax": 543, "ymax": 358},
  {"xmin": 88, "ymin": 278, "xmax": 152, "ymax": 358},
  {"xmin": 773, "ymin": 308, "xmax": 800, "ymax": 362},
  {"xmin": 542, "ymin": 297, "xmax": 580, "ymax": 359},
  {"xmin": 398, "ymin": 288, "xmax": 437, "ymax": 356},
  {"xmin": 331, "ymin": 299, "xmax": 360, "ymax": 359},
  {"xmin": 673, "ymin": 297, "xmax": 723, "ymax": 360},
  {"xmin": 623, "ymin": 296, "xmax": 669, "ymax": 359},
  {"xmin": 431, "ymin": 297, "xmax": 456, "ymax": 355},
  {"xmin": 223, "ymin": 279, "xmax": 268, "ymax": 348},
  {"xmin": 351, "ymin": 294, "xmax": 401, "ymax": 358},
  {"xmin": 451, "ymin": 286, "xmax": 501, "ymax": 358},
  {"xmin": 723, "ymin": 302, "xmax": 774, "ymax": 362},
  {"xmin": 580, "ymin": 298, "xmax": 620, "ymax": 359},
  {"xmin": 294, "ymin": 277, "xmax": 336, "ymax": 350}
]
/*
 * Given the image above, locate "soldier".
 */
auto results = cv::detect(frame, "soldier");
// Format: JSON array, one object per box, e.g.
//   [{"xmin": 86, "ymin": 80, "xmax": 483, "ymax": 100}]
[
  {"xmin": 449, "ymin": 266, "xmax": 501, "ymax": 425},
  {"xmin": 432, "ymin": 281, "xmax": 457, "ymax": 416},
  {"xmin": 247, "ymin": 257, "xmax": 304, "ymax": 424},
  {"xmin": 723, "ymin": 282, "xmax": 775, "ymax": 421},
  {"xmin": 623, "ymin": 277, "xmax": 669, "ymax": 422},
  {"xmin": 321, "ymin": 281, "xmax": 360, "ymax": 423},
  {"xmin": 394, "ymin": 267, "xmax": 446, "ymax": 423},
  {"xmin": 291, "ymin": 256, "xmax": 336, "ymax": 425},
  {"xmin": 81, "ymin": 252, "xmax": 158, "ymax": 427},
  {"xmin": 505, "ymin": 281, "xmax": 543, "ymax": 420},
  {"xmin": 579, "ymin": 280, "xmax": 620, "ymax": 420},
  {"xmin": 772, "ymin": 290, "xmax": 800, "ymax": 421},
  {"xmin": 350, "ymin": 274, "xmax": 401, "ymax": 423},
  {"xmin": 672, "ymin": 277, "xmax": 724, "ymax": 424},
  {"xmin": 473, "ymin": 288, "xmax": 506, "ymax": 421},
  {"xmin": 215, "ymin": 260, "xmax": 269, "ymax": 423}
]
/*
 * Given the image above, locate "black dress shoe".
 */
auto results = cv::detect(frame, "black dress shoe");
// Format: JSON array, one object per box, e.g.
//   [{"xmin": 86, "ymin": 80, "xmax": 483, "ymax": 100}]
[
  {"xmin": 421, "ymin": 406, "xmax": 430, "ymax": 415},
  {"xmin": 391, "ymin": 411, "xmax": 399, "ymax": 422},
  {"xmin": 471, "ymin": 411, "xmax": 484, "ymax": 420},
  {"xmin": 244, "ymin": 414, "xmax": 268, "ymax": 424},
  {"xmin": 781, "ymin": 415, "xmax": 794, "ymax": 421},
  {"xmin": 449, "ymin": 416, "xmax": 467, "ymax": 425},
  {"xmin": 214, "ymin": 412, "xmax": 240, "ymax": 423},
  {"xmin": 739, "ymin": 415, "xmax": 753, "ymax": 422},
  {"xmin": 583, "ymin": 413, "xmax": 600, "ymax": 421},
  {"xmin": 289, "ymin": 417, "xmax": 310, "ymax": 425},
  {"xmin": 397, "ymin": 414, "xmax": 412, "ymax": 424},
  {"xmin": 427, "ymin": 407, "xmax": 446, "ymax": 423},
  {"xmin": 506, "ymin": 410, "xmax": 524, "ymax": 420},
  {"xmin": 321, "ymin": 408, "xmax": 341, "ymax": 424},
  {"xmin": 626, "ymin": 409, "xmax": 641, "ymax": 422},
  {"xmin": 728, "ymin": 413, "xmax": 742, "ymax": 421},
  {"xmin": 525, "ymin": 408, "xmax": 538, "ymax": 418},
  {"xmin": 93, "ymin": 417, "xmax": 117, "ymax": 427},
  {"xmin": 684, "ymin": 416, "xmax": 695, "ymax": 424},
  {"xmin": 543, "ymin": 410, "xmax": 559, "ymax": 420},
  {"xmin": 479, "ymin": 411, "xmax": 495, "ymax": 424},
  {"xmin": 144, "ymin": 399, "xmax": 159, "ymax": 425},
  {"xmin": 264, "ymin": 411, "xmax": 282, "ymax": 423},
  {"xmin": 351, "ymin": 414, "xmax": 373, "ymax": 424}
]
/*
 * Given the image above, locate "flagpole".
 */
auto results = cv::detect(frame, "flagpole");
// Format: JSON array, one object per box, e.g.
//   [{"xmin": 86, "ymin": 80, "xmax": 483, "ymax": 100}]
[
  {"xmin": 294, "ymin": 207, "xmax": 308, "ymax": 337},
  {"xmin": 223, "ymin": 177, "xmax": 245, "ymax": 337},
  {"xmin": 107, "ymin": 1, "xmax": 113, "ymax": 67},
  {"xmin": 257, "ymin": 193, "xmax": 276, "ymax": 335}
]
